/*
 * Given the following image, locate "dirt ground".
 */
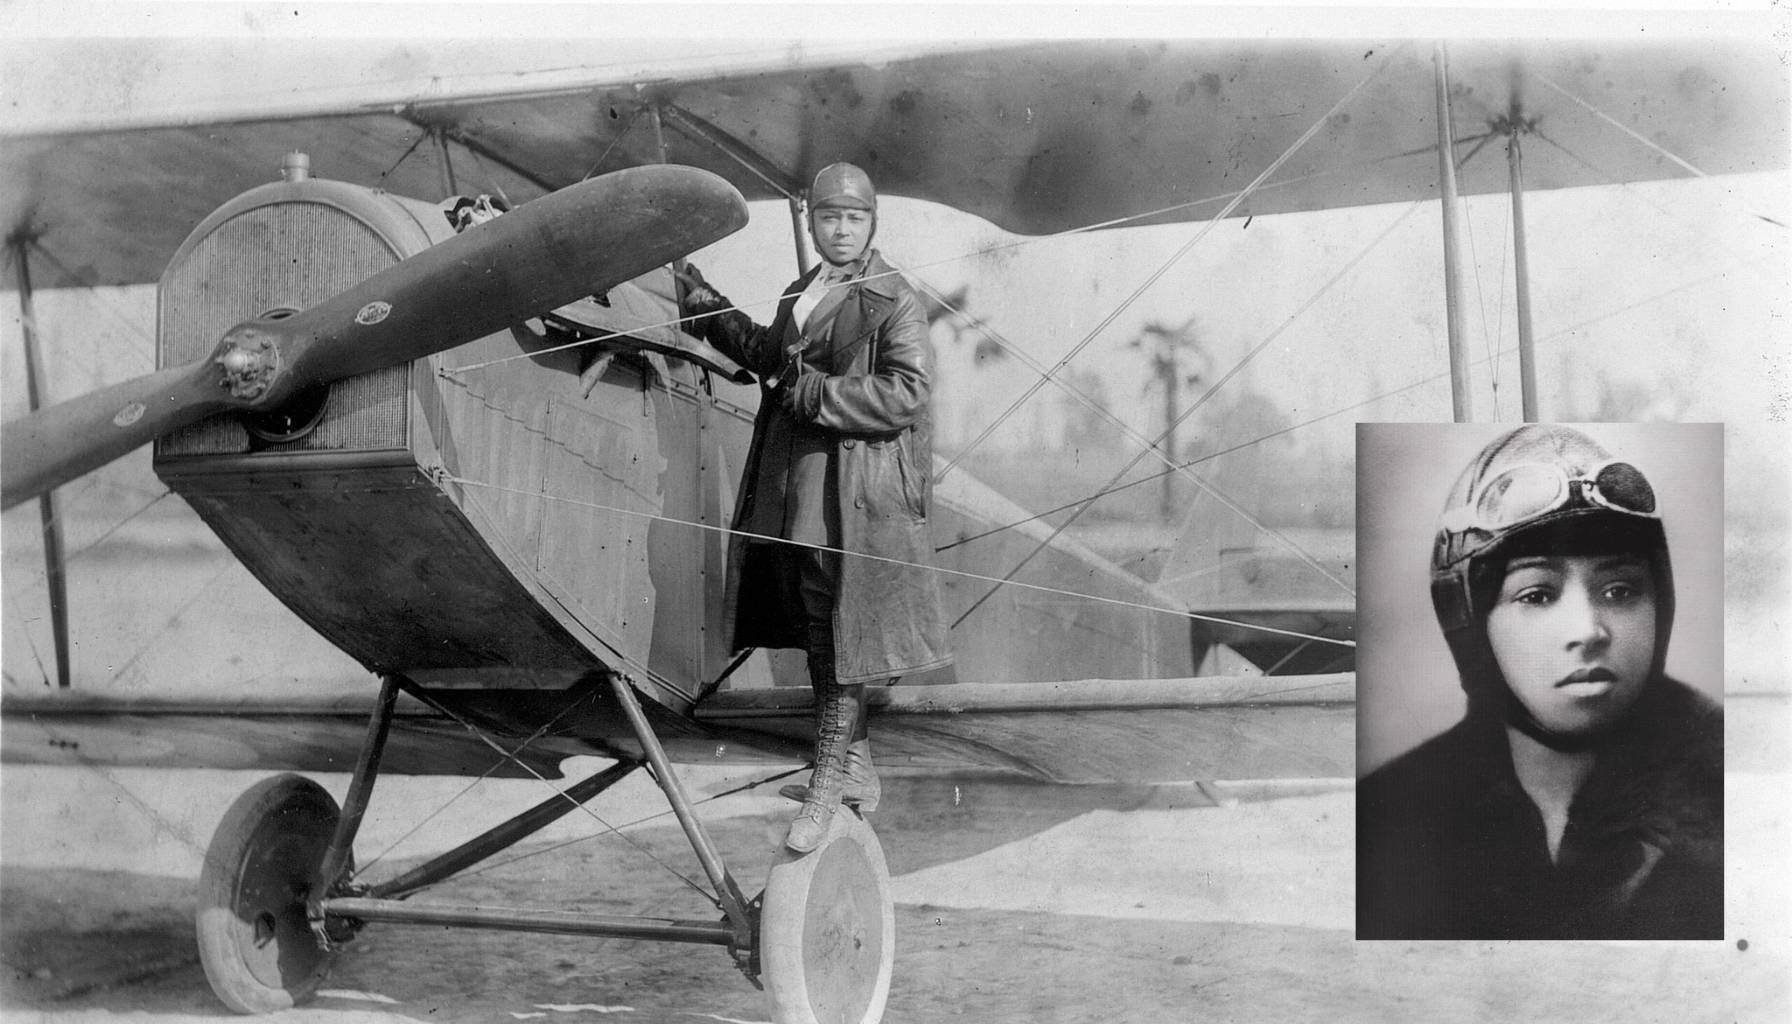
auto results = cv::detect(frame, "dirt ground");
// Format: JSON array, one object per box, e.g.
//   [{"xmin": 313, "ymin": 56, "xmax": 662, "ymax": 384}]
[{"xmin": 2, "ymin": 767, "xmax": 1787, "ymax": 1024}]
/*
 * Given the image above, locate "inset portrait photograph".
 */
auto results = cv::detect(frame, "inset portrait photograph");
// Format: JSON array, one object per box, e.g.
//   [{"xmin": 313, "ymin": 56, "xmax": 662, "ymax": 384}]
[{"xmin": 1356, "ymin": 423, "xmax": 1723, "ymax": 940}]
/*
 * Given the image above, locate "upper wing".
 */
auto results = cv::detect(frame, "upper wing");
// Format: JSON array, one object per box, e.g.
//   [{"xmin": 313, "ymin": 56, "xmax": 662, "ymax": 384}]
[{"xmin": 4, "ymin": 37, "xmax": 1784, "ymax": 288}]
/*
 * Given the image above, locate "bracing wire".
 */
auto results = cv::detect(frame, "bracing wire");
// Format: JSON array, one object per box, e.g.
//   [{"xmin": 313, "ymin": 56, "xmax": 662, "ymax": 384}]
[
  {"xmin": 1525, "ymin": 252, "xmax": 1776, "ymax": 349},
  {"xmin": 4, "ymin": 487, "xmax": 174, "ymax": 596},
  {"xmin": 662, "ymin": 106, "xmax": 799, "ymax": 200},
  {"xmin": 1532, "ymin": 71, "xmax": 1786, "ymax": 231},
  {"xmin": 424, "ymin": 65, "xmax": 1452, "ymax": 646},
  {"xmin": 929, "ymin": 197, "xmax": 1435, "ymax": 622},
  {"xmin": 23, "ymin": 240, "xmax": 158, "ymax": 357},
  {"xmin": 406, "ymin": 684, "xmax": 722, "ymax": 908},
  {"xmin": 581, "ymin": 107, "xmax": 644, "ymax": 181},
  {"xmin": 913, "ymin": 274, "xmax": 1358, "ymax": 615},
  {"xmin": 463, "ymin": 146, "xmax": 515, "ymax": 210},
  {"xmin": 439, "ymin": 473, "xmax": 1353, "ymax": 650},
  {"xmin": 454, "ymin": 766, "xmax": 807, "ymax": 885},
  {"xmin": 911, "ymin": 277, "xmax": 1354, "ymax": 589},
  {"xmin": 1494, "ymin": 169, "xmax": 1513, "ymax": 407},
  {"xmin": 1532, "ymin": 127, "xmax": 1789, "ymax": 252},
  {"xmin": 933, "ymin": 43, "xmax": 1407, "ymax": 486},
  {"xmin": 447, "ymin": 470, "xmax": 681, "ymax": 697},
  {"xmin": 435, "ymin": 108, "xmax": 1768, "ymax": 382},
  {"xmin": 1458, "ymin": 168, "xmax": 1501, "ymax": 420},
  {"xmin": 15, "ymin": 717, "xmax": 212, "ymax": 857},
  {"xmin": 353, "ymin": 683, "xmax": 614, "ymax": 881},
  {"xmin": 12, "ymin": 615, "xmax": 51, "ymax": 687},
  {"xmin": 378, "ymin": 130, "xmax": 432, "ymax": 184},
  {"xmin": 442, "ymin": 241, "xmax": 1777, "ymax": 639},
  {"xmin": 945, "ymin": 238, "xmax": 1778, "ymax": 560},
  {"xmin": 442, "ymin": 137, "xmax": 1458, "ymax": 628},
  {"xmin": 438, "ymin": 120, "xmax": 1453, "ymax": 380},
  {"xmin": 355, "ymin": 767, "xmax": 510, "ymax": 878},
  {"xmin": 1532, "ymin": 72, "xmax": 1710, "ymax": 180},
  {"xmin": 102, "ymin": 558, "xmax": 238, "ymax": 689},
  {"xmin": 426, "ymin": 62, "xmax": 1443, "ymax": 625},
  {"xmin": 938, "ymin": 372, "xmax": 1439, "ymax": 555}
]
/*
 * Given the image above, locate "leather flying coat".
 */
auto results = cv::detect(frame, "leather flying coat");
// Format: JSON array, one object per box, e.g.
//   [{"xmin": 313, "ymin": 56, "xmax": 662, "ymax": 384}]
[
  {"xmin": 1357, "ymin": 675, "xmax": 1722, "ymax": 939},
  {"xmin": 680, "ymin": 251, "xmax": 953, "ymax": 684}
]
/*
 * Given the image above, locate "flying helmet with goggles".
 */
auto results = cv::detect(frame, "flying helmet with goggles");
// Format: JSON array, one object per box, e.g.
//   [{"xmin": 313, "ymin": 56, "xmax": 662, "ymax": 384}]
[{"xmin": 1430, "ymin": 425, "xmax": 1675, "ymax": 734}]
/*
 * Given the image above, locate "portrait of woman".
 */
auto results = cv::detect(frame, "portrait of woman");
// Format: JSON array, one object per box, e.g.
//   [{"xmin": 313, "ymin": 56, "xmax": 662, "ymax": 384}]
[{"xmin": 1355, "ymin": 423, "xmax": 1723, "ymax": 940}]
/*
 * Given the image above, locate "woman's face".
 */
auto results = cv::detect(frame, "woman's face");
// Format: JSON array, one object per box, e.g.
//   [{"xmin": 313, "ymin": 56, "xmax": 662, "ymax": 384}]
[
  {"xmin": 1484, "ymin": 553, "xmax": 1656, "ymax": 736},
  {"xmin": 811, "ymin": 206, "xmax": 873, "ymax": 265}
]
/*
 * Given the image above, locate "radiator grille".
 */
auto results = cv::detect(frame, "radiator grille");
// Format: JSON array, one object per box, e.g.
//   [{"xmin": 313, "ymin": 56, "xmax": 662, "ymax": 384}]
[{"xmin": 157, "ymin": 201, "xmax": 409, "ymax": 456}]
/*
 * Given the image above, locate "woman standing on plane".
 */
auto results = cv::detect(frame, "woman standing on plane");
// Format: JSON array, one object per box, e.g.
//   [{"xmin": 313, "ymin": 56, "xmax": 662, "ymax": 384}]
[{"xmin": 675, "ymin": 163, "xmax": 952, "ymax": 853}]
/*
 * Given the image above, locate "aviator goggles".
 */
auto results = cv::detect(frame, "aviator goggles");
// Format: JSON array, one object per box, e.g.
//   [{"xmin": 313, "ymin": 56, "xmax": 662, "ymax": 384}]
[{"xmin": 1440, "ymin": 459, "xmax": 1658, "ymax": 535}]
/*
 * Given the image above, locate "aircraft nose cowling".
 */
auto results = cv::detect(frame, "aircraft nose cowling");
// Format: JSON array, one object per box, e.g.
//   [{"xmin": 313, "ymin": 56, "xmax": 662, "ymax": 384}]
[{"xmin": 0, "ymin": 165, "xmax": 749, "ymax": 511}]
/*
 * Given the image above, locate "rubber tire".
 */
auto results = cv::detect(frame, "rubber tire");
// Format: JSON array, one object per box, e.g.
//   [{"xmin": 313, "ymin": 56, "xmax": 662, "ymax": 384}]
[
  {"xmin": 196, "ymin": 773, "xmax": 344, "ymax": 1013},
  {"xmin": 761, "ymin": 809, "xmax": 895, "ymax": 1024}
]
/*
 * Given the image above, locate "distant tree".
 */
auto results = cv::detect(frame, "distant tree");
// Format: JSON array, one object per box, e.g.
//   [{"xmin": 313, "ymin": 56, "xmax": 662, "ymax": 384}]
[
  {"xmin": 1130, "ymin": 315, "xmax": 1209, "ymax": 520},
  {"xmin": 920, "ymin": 284, "xmax": 1006, "ymax": 364},
  {"xmin": 918, "ymin": 283, "xmax": 1016, "ymax": 454}
]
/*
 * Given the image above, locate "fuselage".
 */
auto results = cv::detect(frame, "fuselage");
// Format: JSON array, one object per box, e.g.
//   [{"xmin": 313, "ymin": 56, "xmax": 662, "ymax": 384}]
[{"xmin": 151, "ymin": 174, "xmax": 1194, "ymax": 715}]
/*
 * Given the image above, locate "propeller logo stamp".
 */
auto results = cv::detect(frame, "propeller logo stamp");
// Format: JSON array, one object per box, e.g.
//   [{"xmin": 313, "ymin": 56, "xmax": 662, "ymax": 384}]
[
  {"xmin": 113, "ymin": 402, "xmax": 145, "ymax": 427},
  {"xmin": 356, "ymin": 301, "xmax": 392, "ymax": 326}
]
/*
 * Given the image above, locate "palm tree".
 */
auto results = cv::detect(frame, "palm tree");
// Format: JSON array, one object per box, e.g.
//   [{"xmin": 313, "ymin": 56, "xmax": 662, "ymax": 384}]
[
  {"xmin": 920, "ymin": 284, "xmax": 1006, "ymax": 363},
  {"xmin": 1130, "ymin": 315, "xmax": 1207, "ymax": 520}
]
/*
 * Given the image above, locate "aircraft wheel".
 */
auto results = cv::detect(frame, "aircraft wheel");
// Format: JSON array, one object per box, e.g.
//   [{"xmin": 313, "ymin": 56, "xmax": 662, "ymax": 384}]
[
  {"xmin": 760, "ymin": 809, "xmax": 895, "ymax": 1024},
  {"xmin": 195, "ymin": 773, "xmax": 345, "ymax": 1013}
]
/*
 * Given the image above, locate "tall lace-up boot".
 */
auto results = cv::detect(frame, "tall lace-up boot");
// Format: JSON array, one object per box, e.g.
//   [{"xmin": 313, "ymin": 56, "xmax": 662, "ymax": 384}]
[
  {"xmin": 785, "ymin": 662, "xmax": 855, "ymax": 853},
  {"xmin": 779, "ymin": 684, "xmax": 879, "ymax": 811}
]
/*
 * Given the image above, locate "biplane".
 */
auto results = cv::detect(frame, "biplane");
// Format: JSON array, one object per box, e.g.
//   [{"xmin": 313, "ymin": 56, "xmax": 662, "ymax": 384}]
[{"xmin": 2, "ymin": 30, "xmax": 1785, "ymax": 1024}]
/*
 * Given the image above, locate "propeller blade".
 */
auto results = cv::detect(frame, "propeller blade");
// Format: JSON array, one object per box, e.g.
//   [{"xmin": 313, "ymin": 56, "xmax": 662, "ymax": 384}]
[
  {"xmin": 276, "ymin": 164, "xmax": 746, "ymax": 388},
  {"xmin": 2, "ymin": 362, "xmax": 229, "ymax": 508},
  {"xmin": 2, "ymin": 165, "xmax": 746, "ymax": 511}
]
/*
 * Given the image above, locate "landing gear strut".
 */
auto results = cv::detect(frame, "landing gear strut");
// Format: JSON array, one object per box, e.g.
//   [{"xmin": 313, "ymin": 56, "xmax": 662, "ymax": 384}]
[{"xmin": 192, "ymin": 669, "xmax": 896, "ymax": 1024}]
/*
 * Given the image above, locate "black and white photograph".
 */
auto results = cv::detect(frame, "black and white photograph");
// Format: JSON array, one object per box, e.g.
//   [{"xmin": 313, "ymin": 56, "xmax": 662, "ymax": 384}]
[
  {"xmin": 1356, "ymin": 422, "xmax": 1724, "ymax": 940},
  {"xmin": 2, "ymin": 4, "xmax": 1787, "ymax": 1023}
]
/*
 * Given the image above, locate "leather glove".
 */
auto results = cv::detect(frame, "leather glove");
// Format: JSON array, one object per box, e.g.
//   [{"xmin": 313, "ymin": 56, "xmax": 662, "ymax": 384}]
[
  {"xmin": 779, "ymin": 369, "xmax": 827, "ymax": 421},
  {"xmin": 671, "ymin": 260, "xmax": 724, "ymax": 315}
]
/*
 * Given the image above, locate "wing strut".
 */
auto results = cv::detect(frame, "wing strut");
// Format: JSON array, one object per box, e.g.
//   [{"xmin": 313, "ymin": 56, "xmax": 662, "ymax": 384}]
[
  {"xmin": 7, "ymin": 232, "xmax": 71, "ymax": 688},
  {"xmin": 656, "ymin": 102, "xmax": 812, "ymax": 274},
  {"xmin": 430, "ymin": 126, "xmax": 459, "ymax": 197},
  {"xmin": 657, "ymin": 103, "xmax": 802, "ymax": 199},
  {"xmin": 787, "ymin": 193, "xmax": 813, "ymax": 277},
  {"xmin": 1506, "ymin": 114, "xmax": 1541, "ymax": 422},
  {"xmin": 1433, "ymin": 42, "xmax": 1475, "ymax": 423}
]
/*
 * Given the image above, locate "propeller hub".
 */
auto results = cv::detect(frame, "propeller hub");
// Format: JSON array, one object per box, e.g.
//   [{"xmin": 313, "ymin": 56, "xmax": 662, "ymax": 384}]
[{"xmin": 215, "ymin": 328, "xmax": 283, "ymax": 402}]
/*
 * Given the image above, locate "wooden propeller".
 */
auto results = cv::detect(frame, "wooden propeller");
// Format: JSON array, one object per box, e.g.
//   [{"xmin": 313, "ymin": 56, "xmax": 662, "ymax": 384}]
[{"xmin": 1, "ymin": 165, "xmax": 746, "ymax": 511}]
